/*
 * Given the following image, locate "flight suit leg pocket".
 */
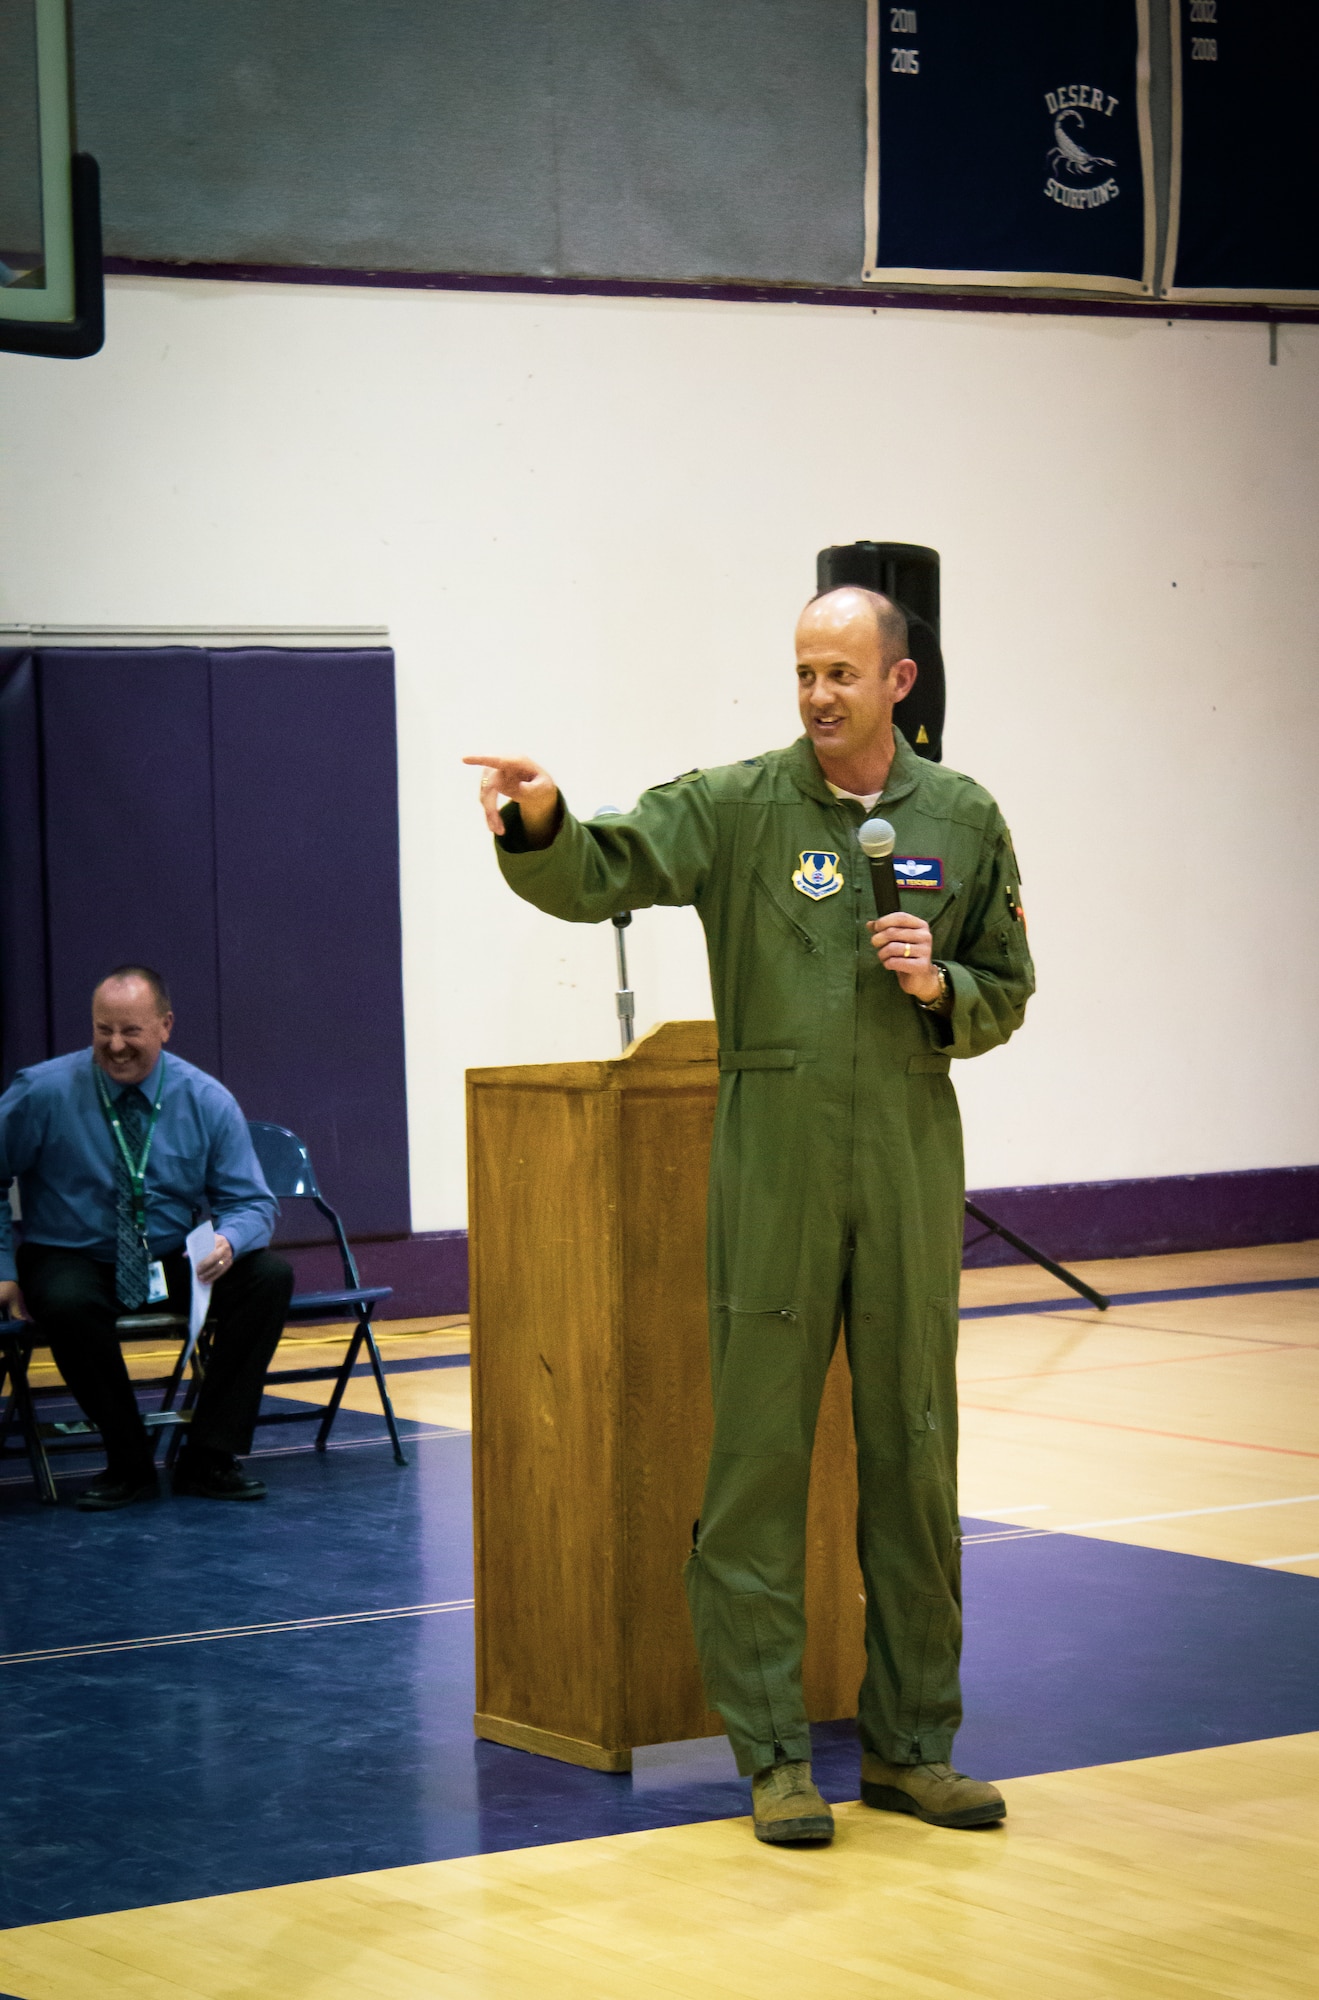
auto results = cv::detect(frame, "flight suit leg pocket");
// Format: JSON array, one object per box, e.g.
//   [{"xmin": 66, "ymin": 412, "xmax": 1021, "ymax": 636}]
[
  {"xmin": 850, "ymin": 1296, "xmax": 953, "ymax": 1465},
  {"xmin": 893, "ymin": 1297, "xmax": 957, "ymax": 1460},
  {"xmin": 707, "ymin": 1304, "xmax": 828, "ymax": 1460}
]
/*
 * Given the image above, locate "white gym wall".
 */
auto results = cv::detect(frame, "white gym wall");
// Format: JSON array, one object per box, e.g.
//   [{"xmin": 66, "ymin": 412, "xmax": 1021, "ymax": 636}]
[{"xmin": 1, "ymin": 278, "xmax": 1315, "ymax": 1228}]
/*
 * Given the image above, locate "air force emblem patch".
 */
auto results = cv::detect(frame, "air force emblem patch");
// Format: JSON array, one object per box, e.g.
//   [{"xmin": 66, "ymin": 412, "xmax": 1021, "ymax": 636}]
[
  {"xmin": 792, "ymin": 851, "xmax": 843, "ymax": 901},
  {"xmin": 893, "ymin": 857, "xmax": 944, "ymax": 890}
]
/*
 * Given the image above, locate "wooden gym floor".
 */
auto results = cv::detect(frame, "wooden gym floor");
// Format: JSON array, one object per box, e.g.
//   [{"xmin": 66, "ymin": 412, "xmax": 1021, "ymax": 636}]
[{"xmin": 1, "ymin": 1242, "xmax": 1316, "ymax": 1997}]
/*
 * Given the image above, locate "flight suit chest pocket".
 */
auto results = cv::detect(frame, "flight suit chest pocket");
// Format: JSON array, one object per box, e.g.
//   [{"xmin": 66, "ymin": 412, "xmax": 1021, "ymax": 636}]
[
  {"xmin": 735, "ymin": 866, "xmax": 826, "ymax": 1062},
  {"xmin": 751, "ymin": 866, "xmax": 821, "ymax": 953}
]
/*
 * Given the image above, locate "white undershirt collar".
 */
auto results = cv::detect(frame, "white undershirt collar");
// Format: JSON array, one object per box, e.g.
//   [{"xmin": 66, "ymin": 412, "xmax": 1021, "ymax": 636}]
[{"xmin": 826, "ymin": 781, "xmax": 883, "ymax": 812}]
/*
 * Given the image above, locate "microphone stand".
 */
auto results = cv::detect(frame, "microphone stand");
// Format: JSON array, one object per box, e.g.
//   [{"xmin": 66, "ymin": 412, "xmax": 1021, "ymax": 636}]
[
  {"xmin": 963, "ymin": 1200, "xmax": 1109, "ymax": 1310},
  {"xmin": 612, "ymin": 913, "xmax": 636, "ymax": 1052}
]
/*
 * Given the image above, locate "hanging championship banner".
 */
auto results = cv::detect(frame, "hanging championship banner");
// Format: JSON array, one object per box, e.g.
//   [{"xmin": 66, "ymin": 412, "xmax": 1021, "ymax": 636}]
[
  {"xmin": 863, "ymin": 0, "xmax": 1155, "ymax": 295},
  {"xmin": 1163, "ymin": 0, "xmax": 1319, "ymax": 304}
]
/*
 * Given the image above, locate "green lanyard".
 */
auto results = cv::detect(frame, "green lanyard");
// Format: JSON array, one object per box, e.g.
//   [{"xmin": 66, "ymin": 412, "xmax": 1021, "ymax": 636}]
[{"xmin": 96, "ymin": 1056, "xmax": 168, "ymax": 1240}]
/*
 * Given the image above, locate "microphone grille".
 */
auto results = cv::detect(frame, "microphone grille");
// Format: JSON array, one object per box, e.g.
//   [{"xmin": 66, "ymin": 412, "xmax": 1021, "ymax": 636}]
[{"xmin": 857, "ymin": 817, "xmax": 896, "ymax": 859}]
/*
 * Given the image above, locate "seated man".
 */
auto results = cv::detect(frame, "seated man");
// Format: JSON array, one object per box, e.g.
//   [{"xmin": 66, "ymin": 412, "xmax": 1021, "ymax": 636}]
[{"xmin": 0, "ymin": 965, "xmax": 293, "ymax": 1511}]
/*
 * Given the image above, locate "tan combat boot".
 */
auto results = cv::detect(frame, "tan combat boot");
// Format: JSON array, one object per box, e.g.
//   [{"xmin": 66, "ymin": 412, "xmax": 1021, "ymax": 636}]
[
  {"xmin": 751, "ymin": 1759, "xmax": 835, "ymax": 1845},
  {"xmin": 860, "ymin": 1755, "xmax": 1005, "ymax": 1828}
]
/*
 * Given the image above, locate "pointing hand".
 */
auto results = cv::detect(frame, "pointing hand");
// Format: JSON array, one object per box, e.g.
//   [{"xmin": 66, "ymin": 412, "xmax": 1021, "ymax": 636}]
[{"xmin": 463, "ymin": 755, "xmax": 561, "ymax": 846}]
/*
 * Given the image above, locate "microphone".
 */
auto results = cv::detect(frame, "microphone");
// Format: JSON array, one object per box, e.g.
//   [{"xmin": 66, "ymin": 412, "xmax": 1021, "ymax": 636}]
[{"xmin": 857, "ymin": 817, "xmax": 901, "ymax": 919}]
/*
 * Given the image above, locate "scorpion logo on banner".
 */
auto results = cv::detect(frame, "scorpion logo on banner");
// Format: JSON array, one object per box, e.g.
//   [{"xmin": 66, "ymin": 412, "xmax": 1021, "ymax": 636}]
[
  {"xmin": 1041, "ymin": 86, "xmax": 1121, "ymax": 212},
  {"xmin": 1048, "ymin": 108, "xmax": 1115, "ymax": 180}
]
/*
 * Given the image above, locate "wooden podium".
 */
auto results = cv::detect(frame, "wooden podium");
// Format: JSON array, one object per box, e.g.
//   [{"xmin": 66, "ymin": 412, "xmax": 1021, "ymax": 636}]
[{"xmin": 467, "ymin": 1020, "xmax": 865, "ymax": 1772}]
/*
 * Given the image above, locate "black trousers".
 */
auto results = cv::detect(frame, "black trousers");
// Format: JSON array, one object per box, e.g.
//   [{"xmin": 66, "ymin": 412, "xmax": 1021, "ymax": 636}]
[{"xmin": 16, "ymin": 1243, "xmax": 293, "ymax": 1475}]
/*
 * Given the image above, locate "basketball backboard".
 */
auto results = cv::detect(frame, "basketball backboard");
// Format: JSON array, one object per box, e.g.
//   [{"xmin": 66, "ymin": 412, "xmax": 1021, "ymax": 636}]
[{"xmin": 0, "ymin": 0, "xmax": 102, "ymax": 357}]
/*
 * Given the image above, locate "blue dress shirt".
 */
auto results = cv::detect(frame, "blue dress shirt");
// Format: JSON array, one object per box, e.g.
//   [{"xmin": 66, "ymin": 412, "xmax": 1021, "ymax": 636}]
[{"xmin": 0, "ymin": 1049, "xmax": 278, "ymax": 1283}]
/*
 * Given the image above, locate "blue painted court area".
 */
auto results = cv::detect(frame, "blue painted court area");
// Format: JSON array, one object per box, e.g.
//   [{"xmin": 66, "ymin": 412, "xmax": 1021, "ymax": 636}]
[{"xmin": 2, "ymin": 1416, "xmax": 1318, "ymax": 1927}]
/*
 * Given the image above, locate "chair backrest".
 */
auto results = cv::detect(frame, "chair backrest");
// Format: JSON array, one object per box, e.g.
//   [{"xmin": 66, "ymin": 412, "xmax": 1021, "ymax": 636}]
[
  {"xmin": 248, "ymin": 1121, "xmax": 322, "ymax": 1199},
  {"xmin": 247, "ymin": 1121, "xmax": 361, "ymax": 1291}
]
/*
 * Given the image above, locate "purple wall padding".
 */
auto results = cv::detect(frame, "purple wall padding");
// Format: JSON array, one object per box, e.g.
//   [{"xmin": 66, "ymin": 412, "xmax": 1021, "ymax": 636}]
[
  {"xmin": 962, "ymin": 1165, "xmax": 1319, "ymax": 1267},
  {"xmin": 279, "ymin": 1165, "xmax": 1317, "ymax": 1321},
  {"xmin": 284, "ymin": 1230, "xmax": 468, "ymax": 1318},
  {"xmin": 2, "ymin": 647, "xmax": 410, "ymax": 1242},
  {"xmin": 37, "ymin": 650, "xmax": 223, "ymax": 1073},
  {"xmin": 210, "ymin": 650, "xmax": 409, "ymax": 1239},
  {"xmin": 0, "ymin": 654, "xmax": 49, "ymax": 1082}
]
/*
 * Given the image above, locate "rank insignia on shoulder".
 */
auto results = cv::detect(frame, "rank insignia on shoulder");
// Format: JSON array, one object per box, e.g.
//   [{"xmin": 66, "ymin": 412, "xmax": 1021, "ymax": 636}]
[
  {"xmin": 792, "ymin": 851, "xmax": 843, "ymax": 900},
  {"xmin": 893, "ymin": 856, "xmax": 943, "ymax": 890}
]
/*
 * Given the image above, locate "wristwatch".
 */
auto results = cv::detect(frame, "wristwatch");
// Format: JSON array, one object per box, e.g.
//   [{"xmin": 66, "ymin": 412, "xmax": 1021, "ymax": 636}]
[{"xmin": 916, "ymin": 961, "xmax": 951, "ymax": 1013}]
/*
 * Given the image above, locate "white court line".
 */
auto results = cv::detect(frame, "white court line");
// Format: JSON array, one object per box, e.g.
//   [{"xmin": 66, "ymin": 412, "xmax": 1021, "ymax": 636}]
[
  {"xmin": 0, "ymin": 1425, "xmax": 466, "ymax": 1488},
  {"xmin": 248, "ymin": 1426, "xmax": 465, "ymax": 1459},
  {"xmin": 1252, "ymin": 1552, "xmax": 1319, "ymax": 1568},
  {"xmin": 0, "ymin": 1598, "xmax": 475, "ymax": 1667},
  {"xmin": 964, "ymin": 1491, "xmax": 1319, "ymax": 1544}
]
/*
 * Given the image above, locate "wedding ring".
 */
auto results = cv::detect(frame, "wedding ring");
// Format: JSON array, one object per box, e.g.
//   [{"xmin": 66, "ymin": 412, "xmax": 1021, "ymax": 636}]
[{"xmin": 904, "ymin": 942, "xmax": 912, "ymax": 958}]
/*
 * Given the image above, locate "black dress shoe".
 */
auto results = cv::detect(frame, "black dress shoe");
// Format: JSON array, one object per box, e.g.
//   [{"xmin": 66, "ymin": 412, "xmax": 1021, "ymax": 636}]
[
  {"xmin": 75, "ymin": 1470, "xmax": 160, "ymax": 1512},
  {"xmin": 172, "ymin": 1452, "xmax": 266, "ymax": 1501}
]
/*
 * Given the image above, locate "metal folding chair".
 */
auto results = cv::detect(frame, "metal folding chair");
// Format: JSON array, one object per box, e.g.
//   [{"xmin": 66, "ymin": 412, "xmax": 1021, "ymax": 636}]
[
  {"xmin": 0, "ymin": 1308, "xmax": 199, "ymax": 1504},
  {"xmin": 243, "ymin": 1122, "xmax": 406, "ymax": 1466}
]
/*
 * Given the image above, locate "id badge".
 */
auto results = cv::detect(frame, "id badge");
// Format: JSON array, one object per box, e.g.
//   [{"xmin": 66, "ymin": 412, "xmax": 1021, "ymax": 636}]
[{"xmin": 146, "ymin": 1259, "xmax": 169, "ymax": 1305}]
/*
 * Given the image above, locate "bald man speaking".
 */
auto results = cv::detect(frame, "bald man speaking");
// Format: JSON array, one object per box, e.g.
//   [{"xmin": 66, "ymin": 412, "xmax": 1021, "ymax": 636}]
[{"xmin": 468, "ymin": 587, "xmax": 1034, "ymax": 1847}]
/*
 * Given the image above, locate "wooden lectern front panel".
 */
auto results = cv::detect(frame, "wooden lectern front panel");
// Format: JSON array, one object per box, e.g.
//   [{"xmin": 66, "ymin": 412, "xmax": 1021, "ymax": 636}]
[{"xmin": 468, "ymin": 1066, "xmax": 627, "ymax": 1756}]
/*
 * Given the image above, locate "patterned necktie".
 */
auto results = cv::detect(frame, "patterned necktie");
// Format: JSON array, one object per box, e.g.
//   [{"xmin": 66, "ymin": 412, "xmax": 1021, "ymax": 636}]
[{"xmin": 113, "ymin": 1086, "xmax": 151, "ymax": 1309}]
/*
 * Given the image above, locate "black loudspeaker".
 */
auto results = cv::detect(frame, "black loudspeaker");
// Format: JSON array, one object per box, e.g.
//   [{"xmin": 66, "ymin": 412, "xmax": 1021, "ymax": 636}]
[{"xmin": 815, "ymin": 541, "xmax": 944, "ymax": 763}]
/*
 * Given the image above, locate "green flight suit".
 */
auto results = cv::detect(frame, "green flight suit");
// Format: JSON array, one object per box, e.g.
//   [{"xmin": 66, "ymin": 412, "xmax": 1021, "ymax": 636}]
[{"xmin": 496, "ymin": 729, "xmax": 1034, "ymax": 1775}]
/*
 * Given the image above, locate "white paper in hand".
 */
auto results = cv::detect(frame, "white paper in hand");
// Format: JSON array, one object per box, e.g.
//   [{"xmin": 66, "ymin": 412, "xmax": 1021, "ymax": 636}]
[{"xmin": 185, "ymin": 1220, "xmax": 216, "ymax": 1344}]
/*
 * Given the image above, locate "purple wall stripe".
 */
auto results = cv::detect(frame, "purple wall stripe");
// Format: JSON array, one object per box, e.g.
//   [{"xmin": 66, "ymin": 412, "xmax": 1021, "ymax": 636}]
[
  {"xmin": 285, "ymin": 1230, "xmax": 469, "ymax": 1320},
  {"xmin": 101, "ymin": 257, "xmax": 1319, "ymax": 326},
  {"xmin": 289, "ymin": 1166, "xmax": 1318, "ymax": 1321},
  {"xmin": 960, "ymin": 1165, "xmax": 1319, "ymax": 1270}
]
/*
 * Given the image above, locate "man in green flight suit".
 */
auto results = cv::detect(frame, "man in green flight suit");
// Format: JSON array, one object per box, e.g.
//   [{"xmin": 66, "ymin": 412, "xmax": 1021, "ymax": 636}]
[{"xmin": 467, "ymin": 586, "xmax": 1034, "ymax": 1847}]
